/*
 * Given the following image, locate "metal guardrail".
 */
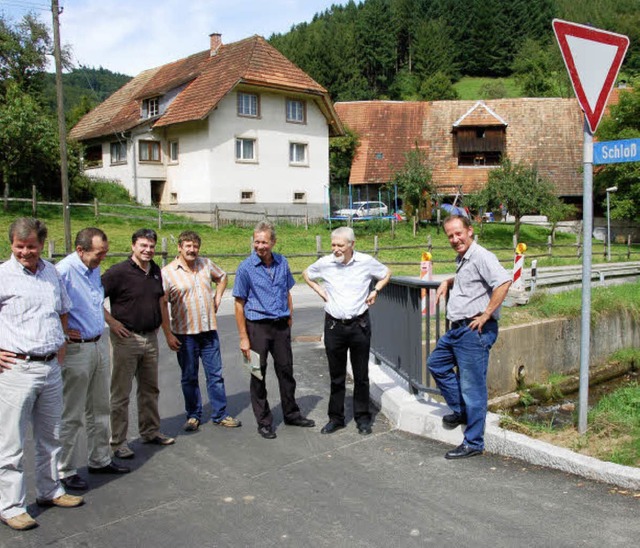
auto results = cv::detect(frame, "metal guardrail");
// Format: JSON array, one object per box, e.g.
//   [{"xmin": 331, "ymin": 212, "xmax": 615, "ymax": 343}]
[{"xmin": 369, "ymin": 276, "xmax": 444, "ymax": 395}]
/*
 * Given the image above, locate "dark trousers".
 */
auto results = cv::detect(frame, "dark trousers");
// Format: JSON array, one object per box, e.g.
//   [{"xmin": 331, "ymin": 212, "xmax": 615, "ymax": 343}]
[
  {"xmin": 323, "ymin": 312, "xmax": 371, "ymax": 425},
  {"xmin": 246, "ymin": 319, "xmax": 301, "ymax": 428}
]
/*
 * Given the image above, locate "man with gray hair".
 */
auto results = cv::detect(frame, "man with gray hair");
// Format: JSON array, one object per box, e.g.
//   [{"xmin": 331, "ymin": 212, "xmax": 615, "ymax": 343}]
[
  {"xmin": 0, "ymin": 218, "xmax": 84, "ymax": 531},
  {"xmin": 303, "ymin": 226, "xmax": 391, "ymax": 435},
  {"xmin": 56, "ymin": 228, "xmax": 130, "ymax": 492}
]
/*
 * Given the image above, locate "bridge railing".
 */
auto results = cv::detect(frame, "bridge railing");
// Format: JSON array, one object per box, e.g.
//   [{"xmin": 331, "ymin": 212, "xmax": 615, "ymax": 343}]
[{"xmin": 369, "ymin": 276, "xmax": 445, "ymax": 396}]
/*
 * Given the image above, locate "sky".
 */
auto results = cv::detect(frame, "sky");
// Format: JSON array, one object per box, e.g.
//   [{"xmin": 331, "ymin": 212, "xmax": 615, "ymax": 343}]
[{"xmin": 0, "ymin": 0, "xmax": 352, "ymax": 76}]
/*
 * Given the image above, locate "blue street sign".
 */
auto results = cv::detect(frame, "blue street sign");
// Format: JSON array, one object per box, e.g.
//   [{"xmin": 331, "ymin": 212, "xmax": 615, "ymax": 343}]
[{"xmin": 593, "ymin": 138, "xmax": 640, "ymax": 165}]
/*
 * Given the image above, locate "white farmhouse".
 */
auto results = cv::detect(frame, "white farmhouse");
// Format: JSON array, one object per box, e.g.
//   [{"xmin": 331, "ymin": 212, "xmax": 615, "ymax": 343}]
[{"xmin": 70, "ymin": 33, "xmax": 344, "ymax": 220}]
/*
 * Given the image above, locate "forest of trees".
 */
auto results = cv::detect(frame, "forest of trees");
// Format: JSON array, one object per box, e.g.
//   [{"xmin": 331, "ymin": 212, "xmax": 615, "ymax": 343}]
[{"xmin": 269, "ymin": 0, "xmax": 640, "ymax": 102}]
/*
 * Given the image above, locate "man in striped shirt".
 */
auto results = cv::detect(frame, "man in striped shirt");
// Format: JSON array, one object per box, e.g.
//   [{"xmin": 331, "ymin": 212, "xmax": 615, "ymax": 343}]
[{"xmin": 161, "ymin": 231, "xmax": 240, "ymax": 432}]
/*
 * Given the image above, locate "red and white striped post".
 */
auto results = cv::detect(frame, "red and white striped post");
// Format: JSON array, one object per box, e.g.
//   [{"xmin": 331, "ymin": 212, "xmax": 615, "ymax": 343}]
[
  {"xmin": 420, "ymin": 251, "xmax": 435, "ymax": 316},
  {"xmin": 512, "ymin": 242, "xmax": 527, "ymax": 291}
]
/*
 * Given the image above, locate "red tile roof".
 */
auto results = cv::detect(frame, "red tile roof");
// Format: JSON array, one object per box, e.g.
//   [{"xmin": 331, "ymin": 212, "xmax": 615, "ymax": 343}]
[
  {"xmin": 334, "ymin": 101, "xmax": 429, "ymax": 185},
  {"xmin": 70, "ymin": 35, "xmax": 342, "ymax": 141}
]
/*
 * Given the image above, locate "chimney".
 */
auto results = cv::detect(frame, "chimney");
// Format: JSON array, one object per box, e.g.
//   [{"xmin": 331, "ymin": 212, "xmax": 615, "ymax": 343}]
[{"xmin": 210, "ymin": 33, "xmax": 222, "ymax": 56}]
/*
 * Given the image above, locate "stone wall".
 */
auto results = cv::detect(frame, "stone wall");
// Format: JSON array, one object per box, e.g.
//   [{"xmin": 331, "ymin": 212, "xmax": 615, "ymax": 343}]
[{"xmin": 488, "ymin": 310, "xmax": 640, "ymax": 397}]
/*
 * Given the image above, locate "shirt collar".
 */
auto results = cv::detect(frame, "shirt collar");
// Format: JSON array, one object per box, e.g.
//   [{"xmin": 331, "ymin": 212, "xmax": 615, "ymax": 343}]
[
  {"xmin": 250, "ymin": 251, "xmax": 281, "ymax": 267},
  {"xmin": 10, "ymin": 253, "xmax": 45, "ymax": 274}
]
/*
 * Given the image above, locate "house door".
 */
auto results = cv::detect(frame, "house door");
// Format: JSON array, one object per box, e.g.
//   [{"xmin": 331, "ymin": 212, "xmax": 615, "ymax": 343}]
[{"xmin": 151, "ymin": 180, "xmax": 165, "ymax": 206}]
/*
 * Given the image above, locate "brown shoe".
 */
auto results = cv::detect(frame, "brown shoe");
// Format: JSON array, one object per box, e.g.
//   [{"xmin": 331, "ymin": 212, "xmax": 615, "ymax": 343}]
[
  {"xmin": 213, "ymin": 416, "xmax": 242, "ymax": 428},
  {"xmin": 36, "ymin": 493, "xmax": 84, "ymax": 508},
  {"xmin": 143, "ymin": 433, "xmax": 175, "ymax": 445},
  {"xmin": 0, "ymin": 512, "xmax": 38, "ymax": 531},
  {"xmin": 183, "ymin": 418, "xmax": 200, "ymax": 432}
]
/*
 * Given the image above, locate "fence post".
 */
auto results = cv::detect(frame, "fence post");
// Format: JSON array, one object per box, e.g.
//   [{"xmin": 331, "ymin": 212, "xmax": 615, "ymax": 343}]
[
  {"xmin": 427, "ymin": 234, "xmax": 432, "ymax": 256},
  {"xmin": 48, "ymin": 240, "xmax": 55, "ymax": 260},
  {"xmin": 512, "ymin": 234, "xmax": 517, "ymax": 250},
  {"xmin": 161, "ymin": 237, "xmax": 167, "ymax": 268},
  {"xmin": 391, "ymin": 218, "xmax": 395, "ymax": 239},
  {"xmin": 374, "ymin": 235, "xmax": 379, "ymax": 258},
  {"xmin": 94, "ymin": 198, "xmax": 99, "ymax": 219},
  {"xmin": 316, "ymin": 235, "xmax": 323, "ymax": 259},
  {"xmin": 628, "ymin": 234, "xmax": 632, "ymax": 260},
  {"xmin": 304, "ymin": 210, "xmax": 309, "ymax": 230},
  {"xmin": 576, "ymin": 231, "xmax": 582, "ymax": 258},
  {"xmin": 32, "ymin": 185, "xmax": 37, "ymax": 216},
  {"xmin": 3, "ymin": 183, "xmax": 8, "ymax": 211},
  {"xmin": 547, "ymin": 235, "xmax": 553, "ymax": 256},
  {"xmin": 158, "ymin": 207, "xmax": 162, "ymax": 230}
]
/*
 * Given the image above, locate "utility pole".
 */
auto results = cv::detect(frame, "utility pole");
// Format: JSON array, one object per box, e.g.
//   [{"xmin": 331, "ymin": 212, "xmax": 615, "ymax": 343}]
[{"xmin": 51, "ymin": 0, "xmax": 72, "ymax": 252}]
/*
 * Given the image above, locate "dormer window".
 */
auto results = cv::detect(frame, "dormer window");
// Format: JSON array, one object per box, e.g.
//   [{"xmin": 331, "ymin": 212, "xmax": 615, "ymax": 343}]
[
  {"xmin": 143, "ymin": 97, "xmax": 160, "ymax": 118},
  {"xmin": 455, "ymin": 126, "xmax": 505, "ymax": 166}
]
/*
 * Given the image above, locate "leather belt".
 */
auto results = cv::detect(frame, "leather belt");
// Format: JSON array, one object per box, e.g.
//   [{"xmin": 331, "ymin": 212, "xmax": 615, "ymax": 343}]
[
  {"xmin": 326, "ymin": 311, "xmax": 368, "ymax": 325},
  {"xmin": 450, "ymin": 315, "xmax": 493, "ymax": 329},
  {"xmin": 248, "ymin": 317, "xmax": 289, "ymax": 324},
  {"xmin": 3, "ymin": 351, "xmax": 57, "ymax": 362},
  {"xmin": 68, "ymin": 335, "xmax": 101, "ymax": 344}
]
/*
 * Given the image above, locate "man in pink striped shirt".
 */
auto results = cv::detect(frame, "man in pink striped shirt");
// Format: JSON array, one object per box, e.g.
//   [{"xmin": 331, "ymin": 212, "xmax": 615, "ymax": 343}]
[{"xmin": 161, "ymin": 231, "xmax": 241, "ymax": 432}]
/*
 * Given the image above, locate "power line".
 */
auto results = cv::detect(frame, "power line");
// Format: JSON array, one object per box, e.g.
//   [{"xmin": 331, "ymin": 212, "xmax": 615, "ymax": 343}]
[{"xmin": 0, "ymin": 1, "xmax": 51, "ymax": 12}]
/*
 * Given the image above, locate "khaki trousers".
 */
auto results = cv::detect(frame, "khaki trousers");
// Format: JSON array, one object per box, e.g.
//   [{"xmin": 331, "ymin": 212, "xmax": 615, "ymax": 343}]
[
  {"xmin": 58, "ymin": 338, "xmax": 111, "ymax": 477},
  {"xmin": 109, "ymin": 331, "xmax": 160, "ymax": 448}
]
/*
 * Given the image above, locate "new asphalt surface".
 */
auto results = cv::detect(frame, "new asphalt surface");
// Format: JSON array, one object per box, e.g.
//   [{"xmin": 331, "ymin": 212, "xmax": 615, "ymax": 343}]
[{"xmin": 1, "ymin": 286, "xmax": 638, "ymax": 547}]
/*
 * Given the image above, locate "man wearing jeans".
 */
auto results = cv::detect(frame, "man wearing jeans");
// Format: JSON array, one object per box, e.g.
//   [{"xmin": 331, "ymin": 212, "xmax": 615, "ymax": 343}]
[
  {"xmin": 56, "ymin": 228, "xmax": 130, "ymax": 492},
  {"xmin": 427, "ymin": 215, "xmax": 511, "ymax": 459},
  {"xmin": 161, "ymin": 230, "xmax": 241, "ymax": 432},
  {"xmin": 0, "ymin": 218, "xmax": 83, "ymax": 531},
  {"xmin": 102, "ymin": 228, "xmax": 175, "ymax": 460}
]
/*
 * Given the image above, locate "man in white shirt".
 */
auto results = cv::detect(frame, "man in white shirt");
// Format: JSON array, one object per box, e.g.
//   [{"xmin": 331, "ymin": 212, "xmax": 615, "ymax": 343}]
[{"xmin": 303, "ymin": 227, "xmax": 391, "ymax": 435}]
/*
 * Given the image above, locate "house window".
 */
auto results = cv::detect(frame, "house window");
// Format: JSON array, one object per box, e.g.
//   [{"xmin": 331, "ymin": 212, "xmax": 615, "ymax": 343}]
[
  {"xmin": 84, "ymin": 144, "xmax": 103, "ymax": 169},
  {"xmin": 289, "ymin": 142, "xmax": 308, "ymax": 165},
  {"xmin": 110, "ymin": 141, "xmax": 127, "ymax": 165},
  {"xmin": 455, "ymin": 126, "xmax": 505, "ymax": 167},
  {"xmin": 237, "ymin": 92, "xmax": 259, "ymax": 117},
  {"xmin": 143, "ymin": 97, "xmax": 160, "ymax": 118},
  {"xmin": 236, "ymin": 138, "xmax": 256, "ymax": 162},
  {"xmin": 170, "ymin": 192, "xmax": 178, "ymax": 204},
  {"xmin": 169, "ymin": 140, "xmax": 179, "ymax": 163},
  {"xmin": 286, "ymin": 99, "xmax": 306, "ymax": 123},
  {"xmin": 293, "ymin": 191, "xmax": 307, "ymax": 203},
  {"xmin": 139, "ymin": 140, "xmax": 161, "ymax": 162},
  {"xmin": 240, "ymin": 190, "xmax": 255, "ymax": 203}
]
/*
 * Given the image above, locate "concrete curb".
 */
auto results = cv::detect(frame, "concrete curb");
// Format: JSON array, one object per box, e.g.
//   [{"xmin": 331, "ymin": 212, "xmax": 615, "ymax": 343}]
[{"xmin": 369, "ymin": 360, "xmax": 640, "ymax": 490}]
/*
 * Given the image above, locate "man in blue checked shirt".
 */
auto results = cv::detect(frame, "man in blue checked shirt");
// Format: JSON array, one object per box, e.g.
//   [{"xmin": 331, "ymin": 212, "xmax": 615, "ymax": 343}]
[
  {"xmin": 233, "ymin": 221, "xmax": 315, "ymax": 439},
  {"xmin": 56, "ymin": 228, "xmax": 130, "ymax": 493}
]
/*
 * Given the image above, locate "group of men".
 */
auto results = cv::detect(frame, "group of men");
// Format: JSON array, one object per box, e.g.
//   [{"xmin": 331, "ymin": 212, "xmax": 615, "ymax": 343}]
[{"xmin": 0, "ymin": 214, "xmax": 510, "ymax": 532}]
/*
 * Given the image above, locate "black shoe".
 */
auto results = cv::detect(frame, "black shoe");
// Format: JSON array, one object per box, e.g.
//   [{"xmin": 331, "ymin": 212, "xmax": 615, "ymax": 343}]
[
  {"xmin": 88, "ymin": 461, "xmax": 131, "ymax": 474},
  {"xmin": 442, "ymin": 412, "xmax": 467, "ymax": 430},
  {"xmin": 445, "ymin": 443, "xmax": 483, "ymax": 460},
  {"xmin": 257, "ymin": 425, "xmax": 277, "ymax": 439},
  {"xmin": 357, "ymin": 422, "xmax": 372, "ymax": 435},
  {"xmin": 60, "ymin": 474, "xmax": 88, "ymax": 491},
  {"xmin": 320, "ymin": 421, "xmax": 346, "ymax": 434},
  {"xmin": 284, "ymin": 416, "xmax": 316, "ymax": 427}
]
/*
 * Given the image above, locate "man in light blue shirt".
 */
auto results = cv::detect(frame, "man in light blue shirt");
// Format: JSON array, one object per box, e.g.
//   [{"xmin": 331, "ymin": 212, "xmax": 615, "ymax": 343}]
[{"xmin": 56, "ymin": 228, "xmax": 130, "ymax": 492}]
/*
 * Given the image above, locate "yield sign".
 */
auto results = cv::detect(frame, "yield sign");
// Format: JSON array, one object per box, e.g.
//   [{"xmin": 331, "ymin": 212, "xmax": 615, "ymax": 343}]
[{"xmin": 553, "ymin": 19, "xmax": 629, "ymax": 133}]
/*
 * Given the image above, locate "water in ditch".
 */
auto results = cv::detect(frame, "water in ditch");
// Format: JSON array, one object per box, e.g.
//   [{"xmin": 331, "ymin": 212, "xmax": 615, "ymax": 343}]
[{"xmin": 509, "ymin": 369, "xmax": 639, "ymax": 428}]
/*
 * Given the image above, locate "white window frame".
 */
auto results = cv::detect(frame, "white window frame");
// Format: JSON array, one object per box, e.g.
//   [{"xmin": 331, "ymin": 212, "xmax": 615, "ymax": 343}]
[
  {"xmin": 240, "ymin": 190, "xmax": 255, "ymax": 203},
  {"xmin": 236, "ymin": 137, "xmax": 257, "ymax": 162},
  {"xmin": 139, "ymin": 140, "xmax": 161, "ymax": 162},
  {"xmin": 286, "ymin": 98, "xmax": 306, "ymax": 124},
  {"xmin": 289, "ymin": 142, "xmax": 308, "ymax": 166},
  {"xmin": 110, "ymin": 141, "xmax": 127, "ymax": 165},
  {"xmin": 143, "ymin": 97, "xmax": 159, "ymax": 118},
  {"xmin": 237, "ymin": 92, "xmax": 259, "ymax": 117},
  {"xmin": 169, "ymin": 140, "xmax": 179, "ymax": 163}
]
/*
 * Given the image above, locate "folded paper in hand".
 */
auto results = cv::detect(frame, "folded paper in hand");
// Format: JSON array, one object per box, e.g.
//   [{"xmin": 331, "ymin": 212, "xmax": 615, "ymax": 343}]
[{"xmin": 243, "ymin": 350, "xmax": 263, "ymax": 380}]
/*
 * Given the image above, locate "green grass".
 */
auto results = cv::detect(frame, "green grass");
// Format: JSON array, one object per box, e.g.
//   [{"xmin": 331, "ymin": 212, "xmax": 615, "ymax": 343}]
[
  {"xmin": 0, "ymin": 202, "xmax": 637, "ymax": 282},
  {"xmin": 454, "ymin": 76, "xmax": 521, "ymax": 100}
]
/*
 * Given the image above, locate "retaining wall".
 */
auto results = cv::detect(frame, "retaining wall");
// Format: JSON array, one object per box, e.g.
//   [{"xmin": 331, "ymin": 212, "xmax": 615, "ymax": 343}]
[{"xmin": 488, "ymin": 310, "xmax": 640, "ymax": 397}]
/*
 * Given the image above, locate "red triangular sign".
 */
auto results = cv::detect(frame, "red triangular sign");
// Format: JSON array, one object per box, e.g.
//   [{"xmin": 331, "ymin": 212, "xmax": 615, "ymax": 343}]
[{"xmin": 553, "ymin": 19, "xmax": 629, "ymax": 133}]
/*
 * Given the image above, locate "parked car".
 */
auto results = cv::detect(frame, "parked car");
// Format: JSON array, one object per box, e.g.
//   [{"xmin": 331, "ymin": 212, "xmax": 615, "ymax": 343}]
[{"xmin": 334, "ymin": 201, "xmax": 389, "ymax": 217}]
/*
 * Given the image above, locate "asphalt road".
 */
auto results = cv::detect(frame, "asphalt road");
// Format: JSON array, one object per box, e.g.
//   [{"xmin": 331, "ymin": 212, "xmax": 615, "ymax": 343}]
[{"xmin": 1, "ymin": 291, "xmax": 638, "ymax": 547}]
